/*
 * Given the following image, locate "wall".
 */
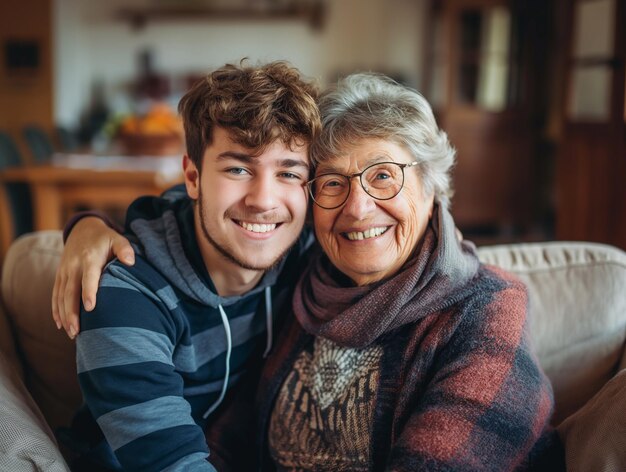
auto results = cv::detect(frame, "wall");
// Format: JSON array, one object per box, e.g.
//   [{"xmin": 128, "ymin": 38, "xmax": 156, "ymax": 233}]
[{"xmin": 53, "ymin": 0, "xmax": 427, "ymax": 128}]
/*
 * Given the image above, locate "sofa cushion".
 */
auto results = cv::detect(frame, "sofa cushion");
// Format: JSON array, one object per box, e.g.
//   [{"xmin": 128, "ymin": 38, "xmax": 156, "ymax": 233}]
[
  {"xmin": 1, "ymin": 231, "xmax": 81, "ymax": 431},
  {"xmin": 477, "ymin": 241, "xmax": 626, "ymax": 424},
  {"xmin": 557, "ymin": 368, "xmax": 626, "ymax": 472},
  {"xmin": 0, "ymin": 348, "xmax": 70, "ymax": 471}
]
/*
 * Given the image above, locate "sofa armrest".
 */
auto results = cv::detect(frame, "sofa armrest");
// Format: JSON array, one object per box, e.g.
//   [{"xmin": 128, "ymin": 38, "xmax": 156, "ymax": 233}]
[
  {"xmin": 0, "ymin": 348, "xmax": 70, "ymax": 471},
  {"xmin": 557, "ymin": 368, "xmax": 626, "ymax": 471}
]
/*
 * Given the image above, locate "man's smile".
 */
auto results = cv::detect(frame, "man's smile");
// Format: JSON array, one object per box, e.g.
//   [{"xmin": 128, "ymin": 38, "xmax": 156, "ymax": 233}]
[{"xmin": 237, "ymin": 221, "xmax": 279, "ymax": 233}]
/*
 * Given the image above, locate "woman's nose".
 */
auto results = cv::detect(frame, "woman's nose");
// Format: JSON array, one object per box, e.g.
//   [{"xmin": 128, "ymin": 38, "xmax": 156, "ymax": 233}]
[{"xmin": 341, "ymin": 178, "xmax": 375, "ymax": 218}]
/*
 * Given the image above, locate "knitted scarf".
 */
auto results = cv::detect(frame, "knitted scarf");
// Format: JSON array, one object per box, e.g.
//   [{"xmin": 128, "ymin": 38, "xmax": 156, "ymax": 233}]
[{"xmin": 293, "ymin": 203, "xmax": 480, "ymax": 348}]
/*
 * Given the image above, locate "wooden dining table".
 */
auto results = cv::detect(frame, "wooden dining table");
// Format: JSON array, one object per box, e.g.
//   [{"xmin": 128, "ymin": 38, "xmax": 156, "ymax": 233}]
[{"xmin": 0, "ymin": 152, "xmax": 184, "ymax": 254}]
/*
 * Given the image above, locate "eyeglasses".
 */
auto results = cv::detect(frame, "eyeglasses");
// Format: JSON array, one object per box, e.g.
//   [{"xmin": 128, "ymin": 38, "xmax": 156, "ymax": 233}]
[{"xmin": 306, "ymin": 161, "xmax": 419, "ymax": 210}]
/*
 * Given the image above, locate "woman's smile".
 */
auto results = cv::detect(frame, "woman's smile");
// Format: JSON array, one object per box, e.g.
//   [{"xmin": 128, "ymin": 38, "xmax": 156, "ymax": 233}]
[{"xmin": 342, "ymin": 225, "xmax": 390, "ymax": 241}]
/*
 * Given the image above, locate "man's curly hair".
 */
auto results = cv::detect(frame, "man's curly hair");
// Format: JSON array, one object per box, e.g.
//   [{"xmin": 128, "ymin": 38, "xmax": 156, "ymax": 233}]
[{"xmin": 178, "ymin": 60, "xmax": 321, "ymax": 170}]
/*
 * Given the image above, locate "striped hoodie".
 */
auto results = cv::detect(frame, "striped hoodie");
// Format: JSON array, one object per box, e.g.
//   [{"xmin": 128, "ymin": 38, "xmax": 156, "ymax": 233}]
[{"xmin": 74, "ymin": 190, "xmax": 312, "ymax": 471}]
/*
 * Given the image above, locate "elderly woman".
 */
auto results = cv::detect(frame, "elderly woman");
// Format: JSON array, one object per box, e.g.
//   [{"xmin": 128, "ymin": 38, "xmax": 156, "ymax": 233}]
[
  {"xmin": 204, "ymin": 74, "xmax": 558, "ymax": 471},
  {"xmin": 54, "ymin": 73, "xmax": 558, "ymax": 470}
]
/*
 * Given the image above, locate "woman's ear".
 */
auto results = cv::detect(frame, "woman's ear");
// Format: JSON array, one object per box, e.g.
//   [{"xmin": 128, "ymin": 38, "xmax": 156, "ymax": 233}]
[
  {"xmin": 428, "ymin": 193, "xmax": 435, "ymax": 219},
  {"xmin": 183, "ymin": 155, "xmax": 199, "ymax": 200}
]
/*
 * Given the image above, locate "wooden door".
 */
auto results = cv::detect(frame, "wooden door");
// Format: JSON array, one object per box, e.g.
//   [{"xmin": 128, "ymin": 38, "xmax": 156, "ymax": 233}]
[
  {"xmin": 425, "ymin": 0, "xmax": 551, "ymax": 238},
  {"xmin": 555, "ymin": 0, "xmax": 626, "ymax": 249}
]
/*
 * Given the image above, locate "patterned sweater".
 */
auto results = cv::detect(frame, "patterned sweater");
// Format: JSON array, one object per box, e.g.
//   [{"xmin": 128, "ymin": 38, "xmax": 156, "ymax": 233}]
[
  {"xmin": 207, "ymin": 204, "xmax": 562, "ymax": 471},
  {"xmin": 74, "ymin": 194, "xmax": 312, "ymax": 471}
]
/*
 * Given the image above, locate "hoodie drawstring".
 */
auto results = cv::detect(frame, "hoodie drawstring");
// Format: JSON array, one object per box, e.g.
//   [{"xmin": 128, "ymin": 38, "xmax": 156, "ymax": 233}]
[
  {"xmin": 203, "ymin": 287, "xmax": 273, "ymax": 419},
  {"xmin": 203, "ymin": 304, "xmax": 232, "ymax": 419},
  {"xmin": 263, "ymin": 286, "xmax": 273, "ymax": 358}
]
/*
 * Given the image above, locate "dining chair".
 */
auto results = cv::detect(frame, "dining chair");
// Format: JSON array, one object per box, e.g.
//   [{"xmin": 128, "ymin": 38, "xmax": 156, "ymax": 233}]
[
  {"xmin": 0, "ymin": 132, "xmax": 22, "ymax": 168},
  {"xmin": 0, "ymin": 131, "xmax": 34, "ymax": 249},
  {"xmin": 55, "ymin": 126, "xmax": 79, "ymax": 152},
  {"xmin": 22, "ymin": 125, "xmax": 54, "ymax": 163}
]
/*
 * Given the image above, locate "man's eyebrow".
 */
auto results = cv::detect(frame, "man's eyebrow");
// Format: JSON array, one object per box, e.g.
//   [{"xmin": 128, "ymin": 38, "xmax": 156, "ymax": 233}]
[
  {"xmin": 279, "ymin": 158, "xmax": 309, "ymax": 170},
  {"xmin": 217, "ymin": 152, "xmax": 309, "ymax": 171},
  {"xmin": 216, "ymin": 151, "xmax": 255, "ymax": 164}
]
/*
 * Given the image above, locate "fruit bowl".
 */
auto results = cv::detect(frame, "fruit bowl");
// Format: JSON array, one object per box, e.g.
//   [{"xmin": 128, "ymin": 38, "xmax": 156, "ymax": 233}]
[
  {"xmin": 117, "ymin": 132, "xmax": 184, "ymax": 156},
  {"xmin": 115, "ymin": 103, "xmax": 185, "ymax": 156}
]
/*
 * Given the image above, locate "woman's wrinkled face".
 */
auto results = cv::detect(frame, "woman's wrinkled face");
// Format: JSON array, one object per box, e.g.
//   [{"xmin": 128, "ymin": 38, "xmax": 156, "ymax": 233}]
[{"xmin": 313, "ymin": 138, "xmax": 434, "ymax": 286}]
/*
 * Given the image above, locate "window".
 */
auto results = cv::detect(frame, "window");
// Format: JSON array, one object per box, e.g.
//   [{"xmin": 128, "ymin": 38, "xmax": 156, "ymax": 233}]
[{"xmin": 568, "ymin": 0, "xmax": 616, "ymax": 121}]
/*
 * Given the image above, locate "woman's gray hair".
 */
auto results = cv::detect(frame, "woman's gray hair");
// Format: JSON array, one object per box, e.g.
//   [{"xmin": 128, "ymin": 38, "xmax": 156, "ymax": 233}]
[{"xmin": 310, "ymin": 73, "xmax": 456, "ymax": 208}]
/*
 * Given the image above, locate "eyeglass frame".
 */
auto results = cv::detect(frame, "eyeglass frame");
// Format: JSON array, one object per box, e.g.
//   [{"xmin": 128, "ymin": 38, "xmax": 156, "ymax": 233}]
[{"xmin": 306, "ymin": 161, "xmax": 419, "ymax": 210}]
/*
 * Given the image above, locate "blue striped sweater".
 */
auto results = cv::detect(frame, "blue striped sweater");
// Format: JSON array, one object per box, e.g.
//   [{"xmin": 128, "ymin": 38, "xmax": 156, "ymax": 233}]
[{"xmin": 74, "ymin": 190, "xmax": 312, "ymax": 471}]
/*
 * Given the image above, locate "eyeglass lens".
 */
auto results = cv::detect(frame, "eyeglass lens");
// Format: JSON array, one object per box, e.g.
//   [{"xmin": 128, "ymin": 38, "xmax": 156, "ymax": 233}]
[{"xmin": 309, "ymin": 162, "xmax": 406, "ymax": 209}]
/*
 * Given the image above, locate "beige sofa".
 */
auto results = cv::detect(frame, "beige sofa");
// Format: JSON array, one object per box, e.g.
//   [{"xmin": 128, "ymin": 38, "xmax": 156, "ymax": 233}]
[{"xmin": 1, "ymin": 231, "xmax": 625, "ymax": 471}]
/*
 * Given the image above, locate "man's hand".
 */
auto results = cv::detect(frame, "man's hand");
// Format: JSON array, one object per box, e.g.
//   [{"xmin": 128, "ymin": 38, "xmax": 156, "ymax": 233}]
[{"xmin": 51, "ymin": 217, "xmax": 135, "ymax": 338}]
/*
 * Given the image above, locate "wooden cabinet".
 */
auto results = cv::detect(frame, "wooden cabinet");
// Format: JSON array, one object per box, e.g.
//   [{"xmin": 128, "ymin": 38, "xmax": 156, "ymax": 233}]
[{"xmin": 0, "ymin": 0, "xmax": 53, "ymax": 160}]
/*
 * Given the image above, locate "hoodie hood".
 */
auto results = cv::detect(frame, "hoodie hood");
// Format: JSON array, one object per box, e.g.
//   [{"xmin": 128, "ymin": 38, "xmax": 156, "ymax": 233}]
[
  {"xmin": 292, "ymin": 202, "xmax": 480, "ymax": 348},
  {"xmin": 124, "ymin": 195, "xmax": 285, "ymax": 308}
]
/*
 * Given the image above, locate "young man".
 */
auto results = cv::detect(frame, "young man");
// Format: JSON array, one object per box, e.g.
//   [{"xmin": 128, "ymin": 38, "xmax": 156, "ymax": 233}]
[{"xmin": 58, "ymin": 61, "xmax": 320, "ymax": 471}]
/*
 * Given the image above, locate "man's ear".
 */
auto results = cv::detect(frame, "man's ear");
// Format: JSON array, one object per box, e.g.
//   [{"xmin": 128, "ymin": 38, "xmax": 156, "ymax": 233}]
[{"xmin": 183, "ymin": 155, "xmax": 199, "ymax": 200}]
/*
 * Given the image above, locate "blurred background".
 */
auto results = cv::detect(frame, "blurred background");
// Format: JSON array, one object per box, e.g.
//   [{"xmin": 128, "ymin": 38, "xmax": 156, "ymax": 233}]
[{"xmin": 0, "ymin": 0, "xmax": 624, "ymax": 261}]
